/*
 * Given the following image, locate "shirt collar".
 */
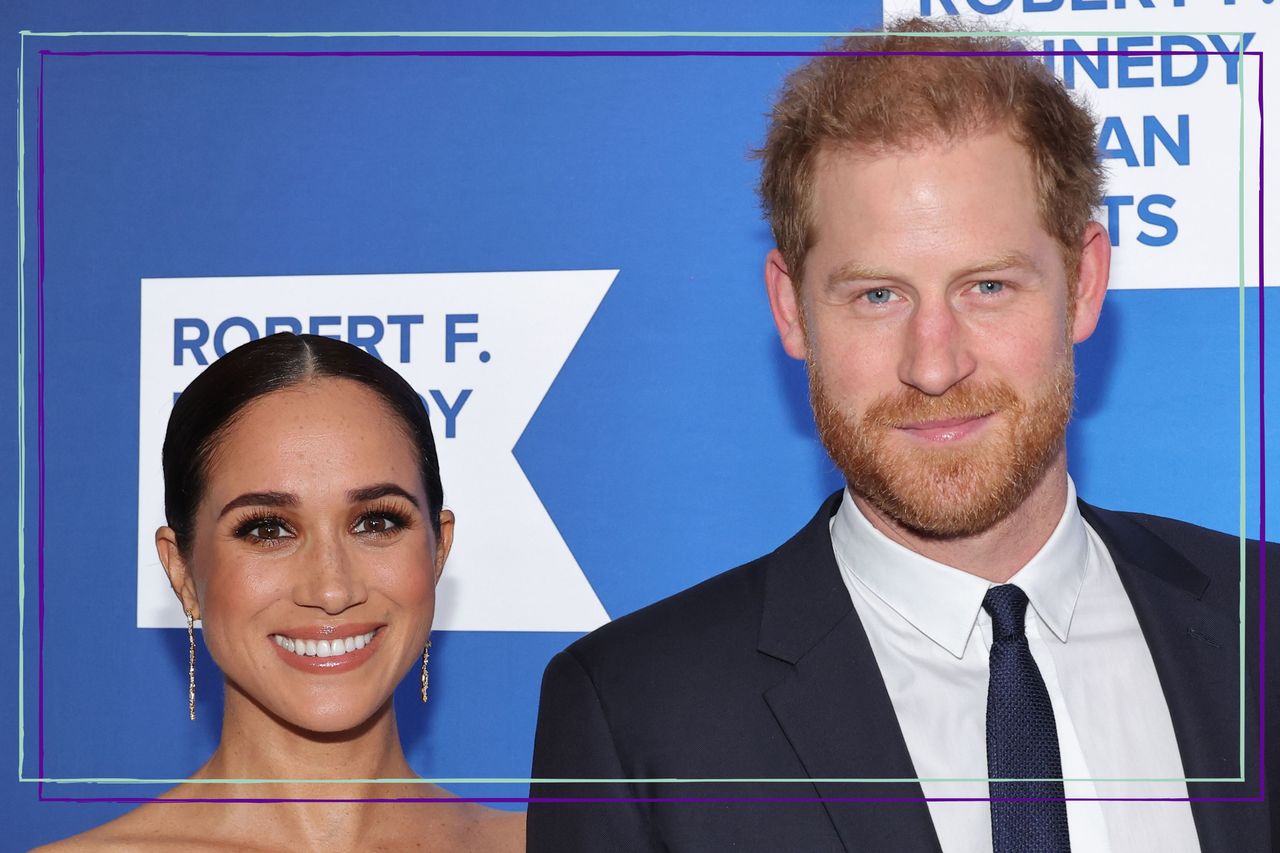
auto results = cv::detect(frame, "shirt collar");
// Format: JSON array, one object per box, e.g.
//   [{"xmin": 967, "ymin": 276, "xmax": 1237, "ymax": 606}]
[
  {"xmin": 1006, "ymin": 477, "xmax": 1089, "ymax": 644},
  {"xmin": 830, "ymin": 478, "xmax": 1090, "ymax": 658}
]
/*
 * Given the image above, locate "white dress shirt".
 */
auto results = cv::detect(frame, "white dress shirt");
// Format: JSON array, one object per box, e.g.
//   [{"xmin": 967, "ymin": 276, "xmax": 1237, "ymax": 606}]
[{"xmin": 829, "ymin": 478, "xmax": 1201, "ymax": 853}]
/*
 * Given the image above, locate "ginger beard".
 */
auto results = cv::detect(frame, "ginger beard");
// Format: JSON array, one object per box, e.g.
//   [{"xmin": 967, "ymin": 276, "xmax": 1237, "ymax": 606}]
[{"xmin": 808, "ymin": 350, "xmax": 1076, "ymax": 539}]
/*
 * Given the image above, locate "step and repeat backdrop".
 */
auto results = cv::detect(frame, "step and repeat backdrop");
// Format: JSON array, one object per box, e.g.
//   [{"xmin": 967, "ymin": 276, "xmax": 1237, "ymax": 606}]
[{"xmin": 8, "ymin": 0, "xmax": 1274, "ymax": 847}]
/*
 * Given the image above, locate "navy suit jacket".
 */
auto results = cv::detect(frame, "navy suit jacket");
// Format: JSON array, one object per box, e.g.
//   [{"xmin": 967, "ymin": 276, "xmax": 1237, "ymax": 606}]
[{"xmin": 528, "ymin": 492, "xmax": 1278, "ymax": 852}]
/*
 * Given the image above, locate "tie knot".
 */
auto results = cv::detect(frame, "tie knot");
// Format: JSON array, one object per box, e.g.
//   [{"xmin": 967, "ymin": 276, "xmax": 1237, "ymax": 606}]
[{"xmin": 983, "ymin": 584, "xmax": 1030, "ymax": 640}]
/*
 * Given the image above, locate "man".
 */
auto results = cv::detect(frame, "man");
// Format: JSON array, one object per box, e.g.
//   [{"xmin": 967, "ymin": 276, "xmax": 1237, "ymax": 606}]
[{"xmin": 528, "ymin": 19, "xmax": 1276, "ymax": 852}]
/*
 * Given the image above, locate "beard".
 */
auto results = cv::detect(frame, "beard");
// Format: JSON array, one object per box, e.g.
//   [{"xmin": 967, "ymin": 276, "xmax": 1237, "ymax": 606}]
[{"xmin": 809, "ymin": 353, "xmax": 1075, "ymax": 539}]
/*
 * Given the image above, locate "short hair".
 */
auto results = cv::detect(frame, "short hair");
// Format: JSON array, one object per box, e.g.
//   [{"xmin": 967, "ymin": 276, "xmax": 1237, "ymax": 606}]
[
  {"xmin": 162, "ymin": 333, "xmax": 444, "ymax": 555},
  {"xmin": 756, "ymin": 16, "xmax": 1104, "ymax": 288}
]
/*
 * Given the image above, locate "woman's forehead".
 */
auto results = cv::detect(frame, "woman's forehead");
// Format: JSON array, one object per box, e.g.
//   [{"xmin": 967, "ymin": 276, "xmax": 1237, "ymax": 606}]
[{"xmin": 201, "ymin": 378, "xmax": 426, "ymax": 505}]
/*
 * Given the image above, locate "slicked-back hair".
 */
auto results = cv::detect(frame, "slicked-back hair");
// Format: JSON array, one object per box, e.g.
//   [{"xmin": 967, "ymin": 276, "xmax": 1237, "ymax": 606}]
[
  {"xmin": 756, "ymin": 16, "xmax": 1104, "ymax": 289},
  {"xmin": 162, "ymin": 333, "xmax": 444, "ymax": 555}
]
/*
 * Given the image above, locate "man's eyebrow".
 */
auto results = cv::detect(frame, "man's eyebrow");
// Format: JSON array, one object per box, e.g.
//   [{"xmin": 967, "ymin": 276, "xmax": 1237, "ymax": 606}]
[
  {"xmin": 218, "ymin": 491, "xmax": 297, "ymax": 519},
  {"xmin": 960, "ymin": 252, "xmax": 1041, "ymax": 276},
  {"xmin": 825, "ymin": 252, "xmax": 1041, "ymax": 288},
  {"xmin": 826, "ymin": 261, "xmax": 899, "ymax": 287},
  {"xmin": 347, "ymin": 482, "xmax": 421, "ymax": 509}
]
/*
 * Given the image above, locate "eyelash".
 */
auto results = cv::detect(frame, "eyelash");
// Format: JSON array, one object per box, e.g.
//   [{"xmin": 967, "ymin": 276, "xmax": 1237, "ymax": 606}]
[
  {"xmin": 356, "ymin": 501, "xmax": 414, "ymax": 539},
  {"xmin": 232, "ymin": 513, "xmax": 294, "ymax": 545},
  {"xmin": 231, "ymin": 502, "xmax": 414, "ymax": 547}
]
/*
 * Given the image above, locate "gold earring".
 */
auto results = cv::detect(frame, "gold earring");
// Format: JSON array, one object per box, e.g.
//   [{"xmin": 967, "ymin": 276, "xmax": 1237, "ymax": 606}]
[
  {"xmin": 186, "ymin": 611, "xmax": 196, "ymax": 721},
  {"xmin": 420, "ymin": 639, "xmax": 432, "ymax": 703}
]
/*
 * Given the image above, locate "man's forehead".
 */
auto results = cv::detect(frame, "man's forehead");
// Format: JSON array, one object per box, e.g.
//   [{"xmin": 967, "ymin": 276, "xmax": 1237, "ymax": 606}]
[
  {"xmin": 801, "ymin": 130, "xmax": 1062, "ymax": 289},
  {"xmin": 808, "ymin": 130, "xmax": 1039, "ymax": 235}
]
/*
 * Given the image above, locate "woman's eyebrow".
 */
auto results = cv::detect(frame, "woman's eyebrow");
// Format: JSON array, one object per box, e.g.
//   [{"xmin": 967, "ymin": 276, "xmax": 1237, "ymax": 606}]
[
  {"xmin": 347, "ymin": 482, "xmax": 421, "ymax": 509},
  {"xmin": 218, "ymin": 491, "xmax": 297, "ymax": 519},
  {"xmin": 217, "ymin": 485, "xmax": 421, "ymax": 518}
]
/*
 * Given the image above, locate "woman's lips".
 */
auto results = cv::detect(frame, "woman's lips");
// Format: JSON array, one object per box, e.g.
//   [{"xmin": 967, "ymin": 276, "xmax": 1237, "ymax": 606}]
[
  {"xmin": 896, "ymin": 413, "xmax": 993, "ymax": 442},
  {"xmin": 269, "ymin": 624, "xmax": 385, "ymax": 673}
]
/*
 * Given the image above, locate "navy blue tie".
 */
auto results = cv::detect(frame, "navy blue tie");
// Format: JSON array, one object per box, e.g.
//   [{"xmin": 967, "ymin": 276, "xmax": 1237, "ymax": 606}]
[{"xmin": 983, "ymin": 584, "xmax": 1071, "ymax": 853}]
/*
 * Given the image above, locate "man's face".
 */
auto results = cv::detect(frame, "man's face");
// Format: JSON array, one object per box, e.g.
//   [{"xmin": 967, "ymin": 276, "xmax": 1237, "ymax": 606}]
[{"xmin": 766, "ymin": 129, "xmax": 1106, "ymax": 538}]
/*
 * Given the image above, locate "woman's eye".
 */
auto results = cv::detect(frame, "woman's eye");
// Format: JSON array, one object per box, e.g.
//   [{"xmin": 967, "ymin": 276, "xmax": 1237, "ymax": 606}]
[
  {"xmin": 238, "ymin": 518, "xmax": 294, "ymax": 542},
  {"xmin": 974, "ymin": 280, "xmax": 1005, "ymax": 295},
  {"xmin": 354, "ymin": 514, "xmax": 400, "ymax": 536},
  {"xmin": 863, "ymin": 288, "xmax": 895, "ymax": 305}
]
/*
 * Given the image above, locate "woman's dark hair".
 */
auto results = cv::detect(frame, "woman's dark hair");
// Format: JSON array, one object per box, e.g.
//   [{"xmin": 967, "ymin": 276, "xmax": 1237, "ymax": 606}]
[{"xmin": 162, "ymin": 333, "xmax": 444, "ymax": 554}]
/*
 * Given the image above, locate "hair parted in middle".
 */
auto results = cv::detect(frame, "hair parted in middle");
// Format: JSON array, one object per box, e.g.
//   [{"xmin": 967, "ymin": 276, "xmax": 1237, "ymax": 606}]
[
  {"xmin": 756, "ymin": 15, "xmax": 1105, "ymax": 290},
  {"xmin": 161, "ymin": 333, "xmax": 446, "ymax": 558}
]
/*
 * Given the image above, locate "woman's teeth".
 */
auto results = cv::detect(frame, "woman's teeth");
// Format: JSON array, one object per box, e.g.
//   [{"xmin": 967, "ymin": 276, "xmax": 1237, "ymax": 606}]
[{"xmin": 272, "ymin": 630, "xmax": 377, "ymax": 658}]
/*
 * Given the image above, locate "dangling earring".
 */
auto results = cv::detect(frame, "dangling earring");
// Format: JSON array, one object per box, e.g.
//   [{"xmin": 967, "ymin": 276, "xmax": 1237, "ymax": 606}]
[
  {"xmin": 186, "ymin": 611, "xmax": 197, "ymax": 721},
  {"xmin": 420, "ymin": 639, "xmax": 432, "ymax": 703}
]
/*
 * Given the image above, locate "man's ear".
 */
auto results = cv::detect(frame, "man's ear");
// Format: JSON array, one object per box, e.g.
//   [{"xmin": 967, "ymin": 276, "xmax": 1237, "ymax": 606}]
[
  {"xmin": 764, "ymin": 249, "xmax": 808, "ymax": 361},
  {"xmin": 433, "ymin": 509, "xmax": 455, "ymax": 584},
  {"xmin": 156, "ymin": 527, "xmax": 200, "ymax": 619},
  {"xmin": 1070, "ymin": 221, "xmax": 1111, "ymax": 345}
]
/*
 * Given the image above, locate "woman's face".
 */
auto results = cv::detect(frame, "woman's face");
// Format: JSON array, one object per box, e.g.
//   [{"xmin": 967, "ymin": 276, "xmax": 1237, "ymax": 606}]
[{"xmin": 159, "ymin": 377, "xmax": 451, "ymax": 733}]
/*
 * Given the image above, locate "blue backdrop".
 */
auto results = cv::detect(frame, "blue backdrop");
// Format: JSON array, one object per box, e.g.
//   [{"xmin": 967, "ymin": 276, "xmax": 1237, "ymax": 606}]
[{"xmin": 5, "ymin": 1, "xmax": 1274, "ymax": 849}]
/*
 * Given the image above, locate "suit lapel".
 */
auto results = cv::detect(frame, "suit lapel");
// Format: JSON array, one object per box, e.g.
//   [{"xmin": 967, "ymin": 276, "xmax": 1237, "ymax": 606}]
[
  {"xmin": 758, "ymin": 493, "xmax": 943, "ymax": 853},
  {"xmin": 1079, "ymin": 502, "xmax": 1265, "ymax": 852}
]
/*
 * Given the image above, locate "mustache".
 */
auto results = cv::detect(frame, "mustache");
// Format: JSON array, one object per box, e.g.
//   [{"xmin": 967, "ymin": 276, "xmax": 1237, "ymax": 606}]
[{"xmin": 856, "ymin": 381, "xmax": 1023, "ymax": 430}]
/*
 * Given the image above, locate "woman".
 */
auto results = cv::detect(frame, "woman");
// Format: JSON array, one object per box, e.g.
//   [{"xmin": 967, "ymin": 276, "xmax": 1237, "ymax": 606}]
[{"xmin": 41, "ymin": 333, "xmax": 524, "ymax": 851}]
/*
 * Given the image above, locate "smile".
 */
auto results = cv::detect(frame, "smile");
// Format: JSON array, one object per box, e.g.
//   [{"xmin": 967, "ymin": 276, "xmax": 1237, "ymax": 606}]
[{"xmin": 271, "ymin": 628, "xmax": 379, "ymax": 659}]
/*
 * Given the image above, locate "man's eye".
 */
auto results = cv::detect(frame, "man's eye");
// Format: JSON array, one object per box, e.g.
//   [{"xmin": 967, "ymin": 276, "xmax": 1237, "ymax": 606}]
[
  {"xmin": 353, "ymin": 514, "xmax": 401, "ymax": 536},
  {"xmin": 974, "ymin": 280, "xmax": 1005, "ymax": 295},
  {"xmin": 864, "ymin": 288, "xmax": 895, "ymax": 305}
]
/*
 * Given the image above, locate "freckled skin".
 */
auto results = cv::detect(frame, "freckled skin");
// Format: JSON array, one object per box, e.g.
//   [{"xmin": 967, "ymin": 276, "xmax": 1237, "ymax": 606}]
[{"xmin": 765, "ymin": 130, "xmax": 1111, "ymax": 578}]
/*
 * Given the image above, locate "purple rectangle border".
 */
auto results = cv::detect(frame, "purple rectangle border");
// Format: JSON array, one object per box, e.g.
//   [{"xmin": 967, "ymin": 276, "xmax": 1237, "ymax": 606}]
[{"xmin": 27, "ymin": 45, "xmax": 1268, "ymax": 805}]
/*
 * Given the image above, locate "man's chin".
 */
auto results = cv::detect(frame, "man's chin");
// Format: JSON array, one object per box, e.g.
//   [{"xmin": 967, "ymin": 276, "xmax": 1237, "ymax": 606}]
[
  {"xmin": 856, "ymin": 485, "xmax": 1018, "ymax": 540},
  {"xmin": 851, "ymin": 465, "xmax": 1021, "ymax": 539}
]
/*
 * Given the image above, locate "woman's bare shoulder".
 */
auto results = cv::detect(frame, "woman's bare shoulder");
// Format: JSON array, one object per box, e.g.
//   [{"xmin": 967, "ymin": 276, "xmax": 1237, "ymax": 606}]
[
  {"xmin": 33, "ymin": 799, "xmax": 526, "ymax": 852},
  {"xmin": 30, "ymin": 803, "xmax": 242, "ymax": 853},
  {"xmin": 32, "ymin": 804, "xmax": 144, "ymax": 851},
  {"xmin": 472, "ymin": 805, "xmax": 525, "ymax": 847},
  {"xmin": 409, "ymin": 802, "xmax": 526, "ymax": 851},
  {"xmin": 455, "ymin": 799, "xmax": 524, "ymax": 845}
]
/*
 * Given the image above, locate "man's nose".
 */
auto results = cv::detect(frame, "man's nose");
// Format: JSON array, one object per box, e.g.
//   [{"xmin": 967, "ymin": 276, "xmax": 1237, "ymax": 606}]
[
  {"xmin": 898, "ymin": 297, "xmax": 977, "ymax": 396},
  {"xmin": 292, "ymin": 534, "xmax": 368, "ymax": 615}
]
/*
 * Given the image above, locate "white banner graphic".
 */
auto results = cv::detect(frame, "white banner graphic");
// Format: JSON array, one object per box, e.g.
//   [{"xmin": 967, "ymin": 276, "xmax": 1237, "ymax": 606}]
[
  {"xmin": 881, "ymin": 3, "xmax": 1270, "ymax": 290},
  {"xmin": 137, "ymin": 271, "xmax": 616, "ymax": 632}
]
